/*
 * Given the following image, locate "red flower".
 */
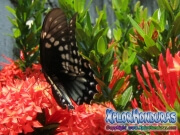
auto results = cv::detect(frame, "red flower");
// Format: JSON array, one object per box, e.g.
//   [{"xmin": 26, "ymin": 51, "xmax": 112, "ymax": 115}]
[
  {"xmin": 0, "ymin": 59, "xmax": 54, "ymax": 135},
  {"xmin": 133, "ymin": 49, "xmax": 180, "ymax": 133},
  {"xmin": 134, "ymin": 49, "xmax": 180, "ymax": 111},
  {"xmin": 51, "ymin": 102, "xmax": 127, "ymax": 135},
  {"xmin": 109, "ymin": 67, "xmax": 125, "ymax": 89}
]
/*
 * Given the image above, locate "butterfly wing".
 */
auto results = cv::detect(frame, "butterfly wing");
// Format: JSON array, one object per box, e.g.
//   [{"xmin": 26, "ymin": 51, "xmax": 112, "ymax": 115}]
[{"xmin": 40, "ymin": 8, "xmax": 98, "ymax": 109}]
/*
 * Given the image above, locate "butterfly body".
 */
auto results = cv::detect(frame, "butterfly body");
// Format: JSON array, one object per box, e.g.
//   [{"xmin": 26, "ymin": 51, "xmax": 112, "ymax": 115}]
[{"xmin": 40, "ymin": 8, "xmax": 98, "ymax": 109}]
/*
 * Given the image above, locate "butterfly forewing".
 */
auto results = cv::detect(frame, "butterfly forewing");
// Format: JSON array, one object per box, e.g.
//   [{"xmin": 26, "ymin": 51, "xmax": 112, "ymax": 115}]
[{"xmin": 40, "ymin": 8, "xmax": 98, "ymax": 109}]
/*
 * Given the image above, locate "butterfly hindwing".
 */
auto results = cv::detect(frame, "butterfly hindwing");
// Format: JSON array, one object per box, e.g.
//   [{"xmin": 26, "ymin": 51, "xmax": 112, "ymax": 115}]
[{"xmin": 40, "ymin": 8, "xmax": 98, "ymax": 109}]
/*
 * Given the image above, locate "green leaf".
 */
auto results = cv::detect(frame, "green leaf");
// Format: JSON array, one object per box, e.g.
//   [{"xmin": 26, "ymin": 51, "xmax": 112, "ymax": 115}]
[
  {"xmin": 172, "ymin": 12, "xmax": 180, "ymax": 36},
  {"xmin": 112, "ymin": 0, "xmax": 121, "ymax": 10},
  {"xmin": 121, "ymin": 0, "xmax": 129, "ymax": 11},
  {"xmin": 97, "ymin": 36, "xmax": 106, "ymax": 55},
  {"xmin": 76, "ymin": 29, "xmax": 88, "ymax": 48},
  {"xmin": 102, "ymin": 48, "xmax": 114, "ymax": 66},
  {"xmin": 115, "ymin": 86, "xmax": 133, "ymax": 109},
  {"xmin": 92, "ymin": 28, "xmax": 106, "ymax": 46},
  {"xmin": 124, "ymin": 64, "xmax": 131, "ymax": 74},
  {"xmin": 128, "ymin": 15, "xmax": 145, "ymax": 38},
  {"xmin": 144, "ymin": 34, "xmax": 155, "ymax": 47},
  {"xmin": 174, "ymin": 99, "xmax": 180, "ymax": 112},
  {"xmin": 93, "ymin": 11, "xmax": 104, "ymax": 33},
  {"xmin": 7, "ymin": 16, "xmax": 18, "ymax": 27},
  {"xmin": 157, "ymin": 0, "xmax": 174, "ymax": 19},
  {"xmin": 127, "ymin": 52, "xmax": 136, "ymax": 65},
  {"xmin": 122, "ymin": 49, "xmax": 128, "ymax": 62},
  {"xmin": 113, "ymin": 28, "xmax": 122, "ymax": 41},
  {"xmin": 104, "ymin": 65, "xmax": 113, "ymax": 84},
  {"xmin": 86, "ymin": 12, "xmax": 92, "ymax": 33},
  {"xmin": 76, "ymin": 22, "xmax": 83, "ymax": 29},
  {"xmin": 151, "ymin": 18, "xmax": 162, "ymax": 31},
  {"xmin": 170, "ymin": 0, "xmax": 180, "ymax": 10},
  {"xmin": 159, "ymin": 10, "xmax": 166, "ymax": 31},
  {"xmin": 101, "ymin": 58, "xmax": 114, "ymax": 75},
  {"xmin": 157, "ymin": 90, "xmax": 174, "ymax": 111},
  {"xmin": 13, "ymin": 28, "xmax": 21, "ymax": 38},
  {"xmin": 89, "ymin": 50, "xmax": 100, "ymax": 64},
  {"xmin": 6, "ymin": 6, "xmax": 16, "ymax": 17},
  {"xmin": 144, "ymin": 45, "xmax": 161, "ymax": 56},
  {"xmin": 111, "ymin": 78, "xmax": 125, "ymax": 98},
  {"xmin": 74, "ymin": 0, "xmax": 85, "ymax": 13},
  {"xmin": 134, "ymin": 1, "xmax": 141, "ymax": 13}
]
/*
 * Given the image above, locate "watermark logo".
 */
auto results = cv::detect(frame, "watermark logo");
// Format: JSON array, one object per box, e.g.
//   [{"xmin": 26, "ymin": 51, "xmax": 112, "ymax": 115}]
[{"xmin": 105, "ymin": 109, "xmax": 177, "ymax": 131}]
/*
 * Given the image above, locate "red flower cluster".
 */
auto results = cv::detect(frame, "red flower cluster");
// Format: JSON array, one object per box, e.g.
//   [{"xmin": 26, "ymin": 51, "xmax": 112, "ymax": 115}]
[
  {"xmin": 0, "ymin": 58, "xmax": 53, "ymax": 134},
  {"xmin": 0, "ymin": 57, "xmax": 125, "ymax": 135},
  {"xmin": 133, "ymin": 49, "xmax": 180, "ymax": 111},
  {"xmin": 52, "ymin": 103, "xmax": 112, "ymax": 135},
  {"xmin": 132, "ymin": 49, "xmax": 180, "ymax": 134}
]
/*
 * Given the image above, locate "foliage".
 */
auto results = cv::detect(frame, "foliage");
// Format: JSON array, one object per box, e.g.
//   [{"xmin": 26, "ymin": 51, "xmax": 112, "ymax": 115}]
[
  {"xmin": 3, "ymin": 0, "xmax": 180, "ymax": 134},
  {"xmin": 6, "ymin": 0, "xmax": 46, "ymax": 70}
]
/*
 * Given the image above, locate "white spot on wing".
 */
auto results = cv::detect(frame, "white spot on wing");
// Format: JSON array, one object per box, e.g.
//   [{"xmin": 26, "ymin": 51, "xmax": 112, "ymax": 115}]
[
  {"xmin": 50, "ymin": 37, "xmax": 55, "ymax": 43},
  {"xmin": 54, "ymin": 20, "xmax": 57, "ymax": 24},
  {"xmin": 46, "ymin": 34, "xmax": 51, "ymax": 39},
  {"xmin": 49, "ymin": 17, "xmax": 52, "ymax": 22},
  {"xmin": 71, "ymin": 42, "xmax": 74, "ymax": 46},
  {"xmin": 62, "ymin": 65, "xmax": 66, "ymax": 69},
  {"xmin": 62, "ymin": 62, "xmax": 65, "ymax": 66},
  {"xmin": 61, "ymin": 37, "xmax": 66, "ymax": 42},
  {"xmin": 83, "ymin": 62, "xmax": 88, "ymax": 68},
  {"xmin": 64, "ymin": 45, "xmax": 68, "ymax": 50},
  {"xmin": 79, "ymin": 72, "xmax": 85, "ymax": 76},
  {"xmin": 74, "ymin": 66, "xmax": 78, "ymax": 73},
  {"xmin": 73, "ymin": 50, "xmax": 76, "ymax": 55},
  {"xmin": 74, "ymin": 58, "xmax": 78, "ymax": 64},
  {"xmin": 61, "ymin": 54, "xmax": 65, "ymax": 59},
  {"xmin": 70, "ymin": 19, "xmax": 73, "ymax": 24},
  {"xmin": 59, "ymin": 46, "xmax": 63, "ymax": 51},
  {"xmin": 77, "ymin": 77, "xmax": 87, "ymax": 83},
  {"xmin": 65, "ymin": 62, "xmax": 69, "ymax": 67},
  {"xmin": 66, "ymin": 54, "xmax": 69, "ymax": 60},
  {"xmin": 89, "ymin": 72, "xmax": 92, "ymax": 77},
  {"xmin": 69, "ymin": 65, "xmax": 74, "ymax": 72},
  {"xmin": 41, "ymin": 32, "xmax": 46, "ymax": 39},
  {"xmin": 58, "ymin": 25, "xmax": 62, "ymax": 29},
  {"xmin": 45, "ymin": 43, "xmax": 51, "ymax": 48},
  {"xmin": 90, "ymin": 82, "xmax": 95, "ymax": 86},
  {"xmin": 54, "ymin": 41, "xmax": 59, "ymax": 46}
]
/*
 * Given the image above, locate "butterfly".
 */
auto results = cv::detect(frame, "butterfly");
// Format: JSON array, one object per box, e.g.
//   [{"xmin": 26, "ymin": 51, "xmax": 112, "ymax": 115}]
[{"xmin": 40, "ymin": 8, "xmax": 98, "ymax": 109}]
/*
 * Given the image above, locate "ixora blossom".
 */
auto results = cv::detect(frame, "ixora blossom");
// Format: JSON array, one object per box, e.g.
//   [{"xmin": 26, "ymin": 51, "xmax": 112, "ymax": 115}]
[
  {"xmin": 0, "ymin": 57, "xmax": 127, "ymax": 135},
  {"xmin": 52, "ymin": 102, "xmax": 127, "ymax": 135},
  {"xmin": 132, "ymin": 49, "xmax": 180, "ymax": 134},
  {"xmin": 0, "ymin": 58, "xmax": 54, "ymax": 134}
]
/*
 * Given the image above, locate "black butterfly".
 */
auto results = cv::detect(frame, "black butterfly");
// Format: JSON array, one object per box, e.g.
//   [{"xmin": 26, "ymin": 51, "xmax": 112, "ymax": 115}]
[{"xmin": 40, "ymin": 8, "xmax": 98, "ymax": 109}]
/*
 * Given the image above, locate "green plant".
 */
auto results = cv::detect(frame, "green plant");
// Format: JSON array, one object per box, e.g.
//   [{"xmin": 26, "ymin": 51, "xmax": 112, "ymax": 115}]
[{"xmin": 6, "ymin": 0, "xmax": 46, "ymax": 70}]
